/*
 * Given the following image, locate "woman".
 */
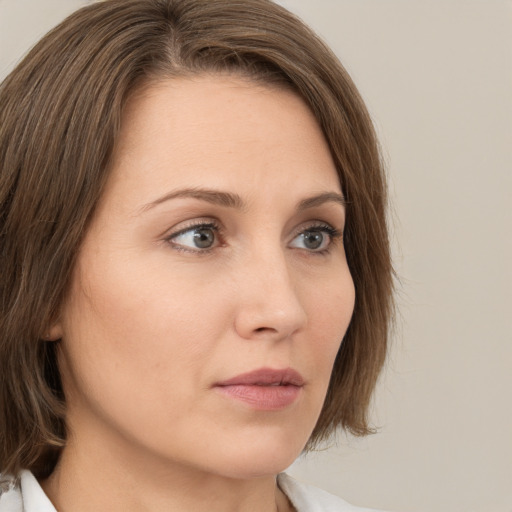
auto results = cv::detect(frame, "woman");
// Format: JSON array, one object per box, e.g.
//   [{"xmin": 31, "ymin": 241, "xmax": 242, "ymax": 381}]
[{"xmin": 0, "ymin": 0, "xmax": 393, "ymax": 510}]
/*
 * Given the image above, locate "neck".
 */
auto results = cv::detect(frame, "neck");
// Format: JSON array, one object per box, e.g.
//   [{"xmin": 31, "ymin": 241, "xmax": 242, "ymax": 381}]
[{"xmin": 41, "ymin": 425, "xmax": 294, "ymax": 512}]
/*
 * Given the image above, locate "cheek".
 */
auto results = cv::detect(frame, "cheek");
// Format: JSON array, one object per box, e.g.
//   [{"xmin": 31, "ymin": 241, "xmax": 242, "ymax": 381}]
[
  {"xmin": 57, "ymin": 264, "xmax": 224, "ymax": 447},
  {"xmin": 300, "ymin": 267, "xmax": 355, "ymax": 377},
  {"xmin": 306, "ymin": 265, "xmax": 354, "ymax": 332},
  {"xmin": 59, "ymin": 254, "xmax": 235, "ymax": 392}
]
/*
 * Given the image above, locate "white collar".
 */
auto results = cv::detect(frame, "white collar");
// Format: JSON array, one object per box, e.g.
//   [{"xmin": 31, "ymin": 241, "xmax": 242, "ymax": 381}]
[{"xmin": 19, "ymin": 471, "xmax": 56, "ymax": 512}]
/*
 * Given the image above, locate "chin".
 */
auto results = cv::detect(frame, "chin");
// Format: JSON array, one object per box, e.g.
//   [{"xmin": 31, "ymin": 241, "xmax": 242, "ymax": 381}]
[
  {"xmin": 213, "ymin": 454, "xmax": 299, "ymax": 481},
  {"xmin": 199, "ymin": 428, "xmax": 309, "ymax": 480}
]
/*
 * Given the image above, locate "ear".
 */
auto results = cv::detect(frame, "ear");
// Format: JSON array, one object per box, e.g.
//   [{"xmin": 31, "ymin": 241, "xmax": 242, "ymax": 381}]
[{"xmin": 44, "ymin": 321, "xmax": 64, "ymax": 341}]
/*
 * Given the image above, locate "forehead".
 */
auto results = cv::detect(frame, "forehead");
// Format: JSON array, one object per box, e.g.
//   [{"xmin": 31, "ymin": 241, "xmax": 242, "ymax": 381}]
[{"xmin": 103, "ymin": 74, "xmax": 340, "ymax": 212}]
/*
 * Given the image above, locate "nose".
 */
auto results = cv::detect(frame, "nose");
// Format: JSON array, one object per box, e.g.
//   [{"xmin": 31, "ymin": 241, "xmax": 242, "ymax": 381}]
[{"xmin": 233, "ymin": 251, "xmax": 307, "ymax": 341}]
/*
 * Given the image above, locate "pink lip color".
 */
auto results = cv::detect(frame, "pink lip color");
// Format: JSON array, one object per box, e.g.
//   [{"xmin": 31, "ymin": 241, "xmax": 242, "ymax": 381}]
[{"xmin": 214, "ymin": 368, "xmax": 304, "ymax": 410}]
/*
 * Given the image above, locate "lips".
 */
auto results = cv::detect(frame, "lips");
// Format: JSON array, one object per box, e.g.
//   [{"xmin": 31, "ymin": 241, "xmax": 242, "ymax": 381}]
[
  {"xmin": 215, "ymin": 367, "xmax": 304, "ymax": 387},
  {"xmin": 213, "ymin": 368, "xmax": 304, "ymax": 410}
]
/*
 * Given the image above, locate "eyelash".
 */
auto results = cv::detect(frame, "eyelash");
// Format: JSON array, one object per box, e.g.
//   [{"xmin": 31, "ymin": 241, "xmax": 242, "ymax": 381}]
[
  {"xmin": 164, "ymin": 220, "xmax": 343, "ymax": 255},
  {"xmin": 165, "ymin": 221, "xmax": 222, "ymax": 255},
  {"xmin": 295, "ymin": 223, "xmax": 343, "ymax": 255}
]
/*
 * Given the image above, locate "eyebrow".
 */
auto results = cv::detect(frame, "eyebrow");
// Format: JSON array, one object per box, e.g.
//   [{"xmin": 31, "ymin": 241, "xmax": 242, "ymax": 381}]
[
  {"xmin": 296, "ymin": 192, "xmax": 346, "ymax": 211},
  {"xmin": 139, "ymin": 187, "xmax": 346, "ymax": 214},
  {"xmin": 139, "ymin": 187, "xmax": 245, "ymax": 213}
]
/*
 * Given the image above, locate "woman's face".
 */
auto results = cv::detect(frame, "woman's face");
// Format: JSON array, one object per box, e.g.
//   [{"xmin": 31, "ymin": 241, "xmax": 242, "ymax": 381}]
[{"xmin": 54, "ymin": 75, "xmax": 355, "ymax": 478}]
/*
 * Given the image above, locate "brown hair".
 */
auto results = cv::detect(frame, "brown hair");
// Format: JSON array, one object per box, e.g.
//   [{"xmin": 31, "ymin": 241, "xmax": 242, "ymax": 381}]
[{"xmin": 0, "ymin": 0, "xmax": 393, "ymax": 478}]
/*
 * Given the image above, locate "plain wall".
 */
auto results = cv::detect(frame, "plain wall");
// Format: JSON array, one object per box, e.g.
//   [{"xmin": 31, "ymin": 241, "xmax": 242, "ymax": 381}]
[{"xmin": 1, "ymin": 1, "xmax": 511, "ymax": 512}]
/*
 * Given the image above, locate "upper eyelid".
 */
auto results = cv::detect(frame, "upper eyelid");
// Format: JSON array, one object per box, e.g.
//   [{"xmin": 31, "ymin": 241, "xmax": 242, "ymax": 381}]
[
  {"xmin": 290, "ymin": 220, "xmax": 341, "ymax": 237},
  {"xmin": 166, "ymin": 219, "xmax": 339, "ymax": 237},
  {"xmin": 164, "ymin": 218, "xmax": 220, "ymax": 238},
  {"xmin": 170, "ymin": 221, "xmax": 219, "ymax": 237}
]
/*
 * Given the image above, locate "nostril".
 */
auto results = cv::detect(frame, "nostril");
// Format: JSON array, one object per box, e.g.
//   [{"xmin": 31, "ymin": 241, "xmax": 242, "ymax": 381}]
[{"xmin": 254, "ymin": 326, "xmax": 276, "ymax": 333}]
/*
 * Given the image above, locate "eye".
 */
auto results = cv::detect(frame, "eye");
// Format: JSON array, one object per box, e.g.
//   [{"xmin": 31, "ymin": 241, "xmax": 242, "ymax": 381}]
[
  {"xmin": 167, "ymin": 222, "xmax": 219, "ymax": 251},
  {"xmin": 289, "ymin": 224, "xmax": 341, "ymax": 252}
]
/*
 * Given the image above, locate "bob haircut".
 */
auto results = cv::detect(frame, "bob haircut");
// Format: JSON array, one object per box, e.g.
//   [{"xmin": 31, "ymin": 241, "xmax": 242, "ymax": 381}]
[{"xmin": 0, "ymin": 0, "xmax": 393, "ymax": 479}]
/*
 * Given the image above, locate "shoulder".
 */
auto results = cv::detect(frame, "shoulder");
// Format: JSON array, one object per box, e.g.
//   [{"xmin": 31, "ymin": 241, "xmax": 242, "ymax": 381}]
[
  {"xmin": 278, "ymin": 473, "xmax": 388, "ymax": 512},
  {"xmin": 0, "ymin": 475, "xmax": 22, "ymax": 512}
]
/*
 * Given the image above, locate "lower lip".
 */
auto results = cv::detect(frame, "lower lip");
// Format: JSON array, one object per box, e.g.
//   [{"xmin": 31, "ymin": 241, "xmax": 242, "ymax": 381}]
[{"xmin": 215, "ymin": 384, "xmax": 302, "ymax": 410}]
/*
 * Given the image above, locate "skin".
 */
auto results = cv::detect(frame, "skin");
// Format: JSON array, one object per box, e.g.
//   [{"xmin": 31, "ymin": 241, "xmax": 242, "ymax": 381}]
[{"xmin": 44, "ymin": 74, "xmax": 355, "ymax": 512}]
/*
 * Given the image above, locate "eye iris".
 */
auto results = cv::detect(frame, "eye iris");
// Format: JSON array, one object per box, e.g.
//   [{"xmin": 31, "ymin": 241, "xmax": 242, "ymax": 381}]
[
  {"xmin": 193, "ymin": 228, "xmax": 215, "ymax": 248},
  {"xmin": 303, "ymin": 231, "xmax": 324, "ymax": 250}
]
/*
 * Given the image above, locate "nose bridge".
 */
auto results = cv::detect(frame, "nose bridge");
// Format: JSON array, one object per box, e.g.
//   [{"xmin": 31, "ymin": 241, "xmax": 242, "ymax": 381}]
[{"xmin": 234, "ymin": 242, "xmax": 307, "ymax": 340}]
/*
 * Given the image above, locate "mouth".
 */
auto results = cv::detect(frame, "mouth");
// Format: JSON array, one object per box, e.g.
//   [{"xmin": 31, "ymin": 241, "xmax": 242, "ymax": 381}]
[{"xmin": 213, "ymin": 367, "xmax": 304, "ymax": 410}]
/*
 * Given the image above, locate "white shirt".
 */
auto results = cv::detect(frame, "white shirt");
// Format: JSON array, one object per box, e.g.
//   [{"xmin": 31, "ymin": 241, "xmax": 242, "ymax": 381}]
[{"xmin": 0, "ymin": 471, "xmax": 386, "ymax": 512}]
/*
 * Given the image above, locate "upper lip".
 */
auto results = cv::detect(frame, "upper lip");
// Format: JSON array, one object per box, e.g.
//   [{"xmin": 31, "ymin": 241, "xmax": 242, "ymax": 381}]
[{"xmin": 214, "ymin": 367, "xmax": 305, "ymax": 387}]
